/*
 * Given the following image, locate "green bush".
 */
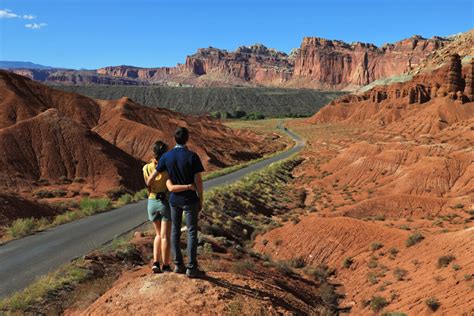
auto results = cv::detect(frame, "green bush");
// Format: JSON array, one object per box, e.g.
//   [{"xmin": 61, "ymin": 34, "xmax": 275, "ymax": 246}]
[
  {"xmin": 7, "ymin": 218, "xmax": 38, "ymax": 238},
  {"xmin": 406, "ymin": 232, "xmax": 424, "ymax": 247},
  {"xmin": 425, "ymin": 297, "xmax": 440, "ymax": 311},
  {"xmin": 80, "ymin": 198, "xmax": 112, "ymax": 215},
  {"xmin": 437, "ymin": 255, "xmax": 455, "ymax": 268},
  {"xmin": 371, "ymin": 242, "xmax": 384, "ymax": 251},
  {"xmin": 133, "ymin": 189, "xmax": 148, "ymax": 201},
  {"xmin": 393, "ymin": 267, "xmax": 408, "ymax": 281},
  {"xmin": 342, "ymin": 257, "xmax": 354, "ymax": 268},
  {"xmin": 289, "ymin": 256, "xmax": 306, "ymax": 269},
  {"xmin": 370, "ymin": 295, "xmax": 388, "ymax": 312},
  {"xmin": 117, "ymin": 193, "xmax": 133, "ymax": 206}
]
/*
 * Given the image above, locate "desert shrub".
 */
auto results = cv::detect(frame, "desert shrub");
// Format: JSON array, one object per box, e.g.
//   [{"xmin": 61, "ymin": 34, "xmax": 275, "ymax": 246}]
[
  {"xmin": 291, "ymin": 216, "xmax": 300, "ymax": 224},
  {"xmin": 388, "ymin": 247, "xmax": 399, "ymax": 259},
  {"xmin": 393, "ymin": 267, "xmax": 408, "ymax": 281},
  {"xmin": 367, "ymin": 272, "xmax": 379, "ymax": 284},
  {"xmin": 34, "ymin": 190, "xmax": 55, "ymax": 199},
  {"xmin": 406, "ymin": 232, "xmax": 424, "ymax": 247},
  {"xmin": 54, "ymin": 211, "xmax": 79, "ymax": 225},
  {"xmin": 319, "ymin": 282, "xmax": 338, "ymax": 309},
  {"xmin": 370, "ymin": 295, "xmax": 388, "ymax": 312},
  {"xmin": 58, "ymin": 176, "xmax": 72, "ymax": 184},
  {"xmin": 437, "ymin": 255, "xmax": 455, "ymax": 268},
  {"xmin": 452, "ymin": 263, "xmax": 461, "ymax": 271},
  {"xmin": 425, "ymin": 297, "xmax": 440, "ymax": 311},
  {"xmin": 382, "ymin": 312, "xmax": 407, "ymax": 316},
  {"xmin": 116, "ymin": 193, "xmax": 133, "ymax": 207},
  {"xmin": 73, "ymin": 177, "xmax": 85, "ymax": 183},
  {"xmin": 51, "ymin": 189, "xmax": 67, "ymax": 197},
  {"xmin": 342, "ymin": 257, "xmax": 354, "ymax": 268},
  {"xmin": 80, "ymin": 198, "xmax": 112, "ymax": 215},
  {"xmin": 274, "ymin": 261, "xmax": 293, "ymax": 276},
  {"xmin": 230, "ymin": 260, "xmax": 253, "ymax": 275},
  {"xmin": 106, "ymin": 187, "xmax": 127, "ymax": 200},
  {"xmin": 133, "ymin": 189, "xmax": 148, "ymax": 201},
  {"xmin": 371, "ymin": 242, "xmax": 384, "ymax": 251},
  {"xmin": 37, "ymin": 178, "xmax": 50, "ymax": 185},
  {"xmin": 7, "ymin": 218, "xmax": 38, "ymax": 238},
  {"xmin": 399, "ymin": 225, "xmax": 411, "ymax": 230},
  {"xmin": 368, "ymin": 257, "xmax": 378, "ymax": 269},
  {"xmin": 307, "ymin": 264, "xmax": 335, "ymax": 282},
  {"xmin": 289, "ymin": 256, "xmax": 306, "ymax": 269}
]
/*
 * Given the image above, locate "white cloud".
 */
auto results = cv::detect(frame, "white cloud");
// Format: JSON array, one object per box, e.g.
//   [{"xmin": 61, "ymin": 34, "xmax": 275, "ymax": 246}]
[
  {"xmin": 0, "ymin": 8, "xmax": 36, "ymax": 20},
  {"xmin": 0, "ymin": 9, "xmax": 19, "ymax": 18},
  {"xmin": 25, "ymin": 22, "xmax": 47, "ymax": 30}
]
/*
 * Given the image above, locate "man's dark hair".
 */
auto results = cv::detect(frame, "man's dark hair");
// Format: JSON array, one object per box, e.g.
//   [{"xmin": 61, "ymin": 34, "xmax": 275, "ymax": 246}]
[
  {"xmin": 153, "ymin": 140, "xmax": 168, "ymax": 158},
  {"xmin": 174, "ymin": 127, "xmax": 189, "ymax": 145}
]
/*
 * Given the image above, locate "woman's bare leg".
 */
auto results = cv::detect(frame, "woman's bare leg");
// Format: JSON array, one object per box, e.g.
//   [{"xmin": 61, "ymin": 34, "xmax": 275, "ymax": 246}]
[
  {"xmin": 161, "ymin": 221, "xmax": 172, "ymax": 265},
  {"xmin": 152, "ymin": 221, "xmax": 162, "ymax": 263}
]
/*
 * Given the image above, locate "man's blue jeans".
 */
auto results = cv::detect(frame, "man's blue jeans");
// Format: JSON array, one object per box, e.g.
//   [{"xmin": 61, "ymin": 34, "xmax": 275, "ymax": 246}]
[{"xmin": 170, "ymin": 203, "xmax": 199, "ymax": 269}]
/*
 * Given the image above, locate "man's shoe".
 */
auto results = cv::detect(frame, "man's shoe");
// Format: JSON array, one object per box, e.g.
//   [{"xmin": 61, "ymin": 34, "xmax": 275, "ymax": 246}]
[
  {"xmin": 186, "ymin": 267, "xmax": 205, "ymax": 279},
  {"xmin": 152, "ymin": 262, "xmax": 162, "ymax": 274},
  {"xmin": 173, "ymin": 264, "xmax": 186, "ymax": 274},
  {"xmin": 162, "ymin": 265, "xmax": 172, "ymax": 273}
]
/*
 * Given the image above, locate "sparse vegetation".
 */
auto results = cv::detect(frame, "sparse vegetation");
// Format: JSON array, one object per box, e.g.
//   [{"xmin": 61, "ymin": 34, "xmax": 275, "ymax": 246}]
[
  {"xmin": 425, "ymin": 297, "xmax": 440, "ymax": 311},
  {"xmin": 406, "ymin": 232, "xmax": 424, "ymax": 247},
  {"xmin": 0, "ymin": 262, "xmax": 91, "ymax": 311},
  {"xmin": 7, "ymin": 218, "xmax": 40, "ymax": 238},
  {"xmin": 393, "ymin": 267, "xmax": 408, "ymax": 281},
  {"xmin": 452, "ymin": 263, "xmax": 461, "ymax": 271},
  {"xmin": 370, "ymin": 295, "xmax": 389, "ymax": 312},
  {"xmin": 388, "ymin": 247, "xmax": 399, "ymax": 259},
  {"xmin": 437, "ymin": 255, "xmax": 455, "ymax": 268},
  {"xmin": 371, "ymin": 242, "xmax": 384, "ymax": 251},
  {"xmin": 289, "ymin": 256, "xmax": 306, "ymax": 269},
  {"xmin": 342, "ymin": 257, "xmax": 354, "ymax": 268},
  {"xmin": 55, "ymin": 85, "xmax": 345, "ymax": 117}
]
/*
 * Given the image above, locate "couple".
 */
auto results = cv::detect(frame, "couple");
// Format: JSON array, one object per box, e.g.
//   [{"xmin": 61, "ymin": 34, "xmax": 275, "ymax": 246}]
[{"xmin": 143, "ymin": 127, "xmax": 205, "ymax": 278}]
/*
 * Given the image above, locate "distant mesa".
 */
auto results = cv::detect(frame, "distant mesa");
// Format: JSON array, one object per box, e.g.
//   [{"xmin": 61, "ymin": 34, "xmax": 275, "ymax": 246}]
[
  {"xmin": 0, "ymin": 61, "xmax": 55, "ymax": 70},
  {"xmin": 5, "ymin": 30, "xmax": 473, "ymax": 90}
]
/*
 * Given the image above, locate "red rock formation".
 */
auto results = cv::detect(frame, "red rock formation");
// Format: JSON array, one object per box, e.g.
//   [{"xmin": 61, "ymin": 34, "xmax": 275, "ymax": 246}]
[
  {"xmin": 0, "ymin": 70, "xmax": 285, "ymax": 200},
  {"xmin": 463, "ymin": 58, "xmax": 474, "ymax": 101},
  {"xmin": 308, "ymin": 60, "xmax": 474, "ymax": 136},
  {"xmin": 7, "ymin": 32, "xmax": 471, "ymax": 89},
  {"xmin": 292, "ymin": 35, "xmax": 449, "ymax": 89}
]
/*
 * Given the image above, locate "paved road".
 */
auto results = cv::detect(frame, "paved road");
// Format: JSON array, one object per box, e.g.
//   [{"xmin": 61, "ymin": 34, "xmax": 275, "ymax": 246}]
[{"xmin": 0, "ymin": 128, "xmax": 304, "ymax": 298}]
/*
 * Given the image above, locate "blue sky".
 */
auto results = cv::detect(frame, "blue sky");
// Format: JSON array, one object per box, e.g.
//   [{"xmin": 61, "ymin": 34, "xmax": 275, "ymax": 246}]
[{"xmin": 0, "ymin": 0, "xmax": 472, "ymax": 69}]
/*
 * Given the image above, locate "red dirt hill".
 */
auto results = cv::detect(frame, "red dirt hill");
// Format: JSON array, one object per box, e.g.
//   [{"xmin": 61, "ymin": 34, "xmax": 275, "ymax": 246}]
[{"xmin": 0, "ymin": 70, "xmax": 285, "ymax": 227}]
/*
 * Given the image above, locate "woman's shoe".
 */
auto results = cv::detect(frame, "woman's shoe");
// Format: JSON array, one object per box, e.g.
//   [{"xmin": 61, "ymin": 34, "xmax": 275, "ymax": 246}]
[
  {"xmin": 152, "ymin": 262, "xmax": 162, "ymax": 274},
  {"xmin": 162, "ymin": 265, "xmax": 172, "ymax": 272}
]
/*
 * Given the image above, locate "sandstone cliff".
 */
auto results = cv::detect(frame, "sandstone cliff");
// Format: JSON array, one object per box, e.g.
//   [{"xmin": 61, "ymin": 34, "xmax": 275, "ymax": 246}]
[{"xmin": 7, "ymin": 31, "xmax": 473, "ymax": 90}]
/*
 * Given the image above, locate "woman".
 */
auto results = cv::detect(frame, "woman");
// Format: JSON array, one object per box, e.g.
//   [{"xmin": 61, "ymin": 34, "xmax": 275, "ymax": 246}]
[{"xmin": 143, "ymin": 141, "xmax": 194, "ymax": 274}]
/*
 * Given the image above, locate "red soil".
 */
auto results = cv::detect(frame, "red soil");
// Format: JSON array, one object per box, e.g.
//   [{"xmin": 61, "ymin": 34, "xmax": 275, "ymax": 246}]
[{"xmin": 255, "ymin": 216, "xmax": 473, "ymax": 314}]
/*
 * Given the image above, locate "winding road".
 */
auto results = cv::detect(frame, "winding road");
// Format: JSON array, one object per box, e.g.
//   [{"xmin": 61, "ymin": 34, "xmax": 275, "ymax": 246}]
[{"xmin": 0, "ymin": 128, "xmax": 304, "ymax": 298}]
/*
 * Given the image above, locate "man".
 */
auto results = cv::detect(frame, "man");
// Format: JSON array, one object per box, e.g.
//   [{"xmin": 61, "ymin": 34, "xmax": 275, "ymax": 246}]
[{"xmin": 147, "ymin": 127, "xmax": 205, "ymax": 278}]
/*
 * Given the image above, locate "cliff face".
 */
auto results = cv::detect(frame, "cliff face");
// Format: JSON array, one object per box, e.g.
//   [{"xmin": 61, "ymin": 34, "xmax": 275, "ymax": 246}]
[
  {"xmin": 291, "ymin": 35, "xmax": 449, "ymax": 89},
  {"xmin": 7, "ymin": 32, "xmax": 471, "ymax": 90}
]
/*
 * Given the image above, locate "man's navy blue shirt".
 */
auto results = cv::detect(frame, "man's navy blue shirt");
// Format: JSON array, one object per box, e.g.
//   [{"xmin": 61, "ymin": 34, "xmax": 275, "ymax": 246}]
[{"xmin": 157, "ymin": 145, "xmax": 204, "ymax": 206}]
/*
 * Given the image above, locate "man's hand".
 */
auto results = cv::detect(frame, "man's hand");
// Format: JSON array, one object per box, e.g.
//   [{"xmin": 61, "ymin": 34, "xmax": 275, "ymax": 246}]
[{"xmin": 194, "ymin": 172, "xmax": 204, "ymax": 212}]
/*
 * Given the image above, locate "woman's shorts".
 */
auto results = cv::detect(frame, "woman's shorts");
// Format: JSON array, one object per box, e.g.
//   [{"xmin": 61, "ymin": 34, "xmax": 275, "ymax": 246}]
[{"xmin": 147, "ymin": 198, "xmax": 171, "ymax": 222}]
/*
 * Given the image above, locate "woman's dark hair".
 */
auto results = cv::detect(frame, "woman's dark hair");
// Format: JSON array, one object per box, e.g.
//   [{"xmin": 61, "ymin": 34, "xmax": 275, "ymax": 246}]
[
  {"xmin": 153, "ymin": 141, "xmax": 168, "ymax": 158},
  {"xmin": 174, "ymin": 127, "xmax": 189, "ymax": 145}
]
